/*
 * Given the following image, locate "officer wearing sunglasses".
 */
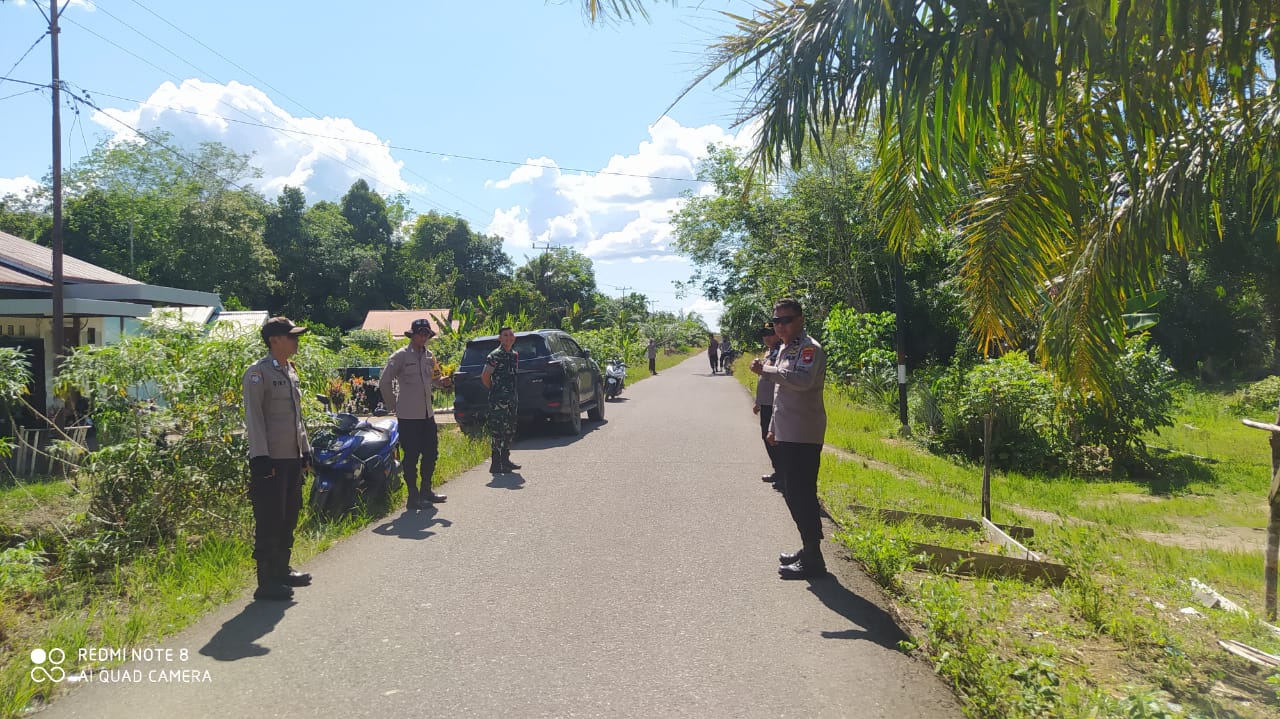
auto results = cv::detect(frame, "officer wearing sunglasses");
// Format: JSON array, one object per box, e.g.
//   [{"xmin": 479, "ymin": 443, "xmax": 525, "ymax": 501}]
[{"xmin": 750, "ymin": 298, "xmax": 828, "ymax": 579}]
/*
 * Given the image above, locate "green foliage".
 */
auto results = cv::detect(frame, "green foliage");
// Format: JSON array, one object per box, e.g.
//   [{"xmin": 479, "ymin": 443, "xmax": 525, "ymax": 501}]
[
  {"xmin": 1067, "ymin": 335, "xmax": 1180, "ymax": 467},
  {"xmin": 823, "ymin": 306, "xmax": 898, "ymax": 407},
  {"xmin": 836, "ymin": 525, "xmax": 913, "ymax": 592},
  {"xmin": 939, "ymin": 352, "xmax": 1063, "ymax": 472},
  {"xmin": 1233, "ymin": 375, "xmax": 1280, "ymax": 417},
  {"xmin": 918, "ymin": 337, "xmax": 1178, "ymax": 474},
  {"xmin": 0, "ymin": 543, "xmax": 46, "ymax": 596}
]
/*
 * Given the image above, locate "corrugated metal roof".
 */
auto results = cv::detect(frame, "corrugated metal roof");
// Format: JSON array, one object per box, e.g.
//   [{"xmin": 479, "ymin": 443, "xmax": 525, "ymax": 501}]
[
  {"xmin": 0, "ymin": 264, "xmax": 52, "ymax": 290},
  {"xmin": 0, "ymin": 230, "xmax": 141, "ymax": 285},
  {"xmin": 361, "ymin": 309, "xmax": 455, "ymax": 336}
]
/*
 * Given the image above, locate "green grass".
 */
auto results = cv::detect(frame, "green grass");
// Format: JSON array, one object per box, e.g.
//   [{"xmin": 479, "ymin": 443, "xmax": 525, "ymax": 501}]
[
  {"xmin": 0, "ymin": 425, "xmax": 489, "ymax": 719},
  {"xmin": 812, "ymin": 383, "xmax": 1280, "ymax": 718}
]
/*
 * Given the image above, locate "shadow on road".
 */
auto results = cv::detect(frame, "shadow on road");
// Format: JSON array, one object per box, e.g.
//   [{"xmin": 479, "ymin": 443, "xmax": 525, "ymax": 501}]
[
  {"xmin": 806, "ymin": 577, "xmax": 909, "ymax": 650},
  {"xmin": 486, "ymin": 472, "xmax": 525, "ymax": 490},
  {"xmin": 514, "ymin": 419, "xmax": 606, "ymax": 450},
  {"xmin": 198, "ymin": 601, "xmax": 292, "ymax": 661},
  {"xmin": 372, "ymin": 505, "xmax": 452, "ymax": 540}
]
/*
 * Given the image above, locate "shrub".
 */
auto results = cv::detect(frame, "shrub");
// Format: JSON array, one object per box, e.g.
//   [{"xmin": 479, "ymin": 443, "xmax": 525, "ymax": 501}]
[
  {"xmin": 824, "ymin": 306, "xmax": 899, "ymax": 407},
  {"xmin": 1066, "ymin": 335, "xmax": 1179, "ymax": 467},
  {"xmin": 1234, "ymin": 374, "xmax": 1280, "ymax": 417},
  {"xmin": 943, "ymin": 352, "xmax": 1065, "ymax": 472}
]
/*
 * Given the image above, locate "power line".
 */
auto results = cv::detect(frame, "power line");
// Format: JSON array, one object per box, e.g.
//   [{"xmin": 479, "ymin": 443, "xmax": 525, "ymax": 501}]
[
  {"xmin": 0, "ymin": 29, "xmax": 49, "ymax": 91},
  {"xmin": 63, "ymin": 87, "xmax": 261, "ymax": 196},
  {"xmin": 123, "ymin": 0, "xmax": 325, "ymax": 120},
  {"xmin": 66, "ymin": 86, "xmax": 721, "ymax": 187}
]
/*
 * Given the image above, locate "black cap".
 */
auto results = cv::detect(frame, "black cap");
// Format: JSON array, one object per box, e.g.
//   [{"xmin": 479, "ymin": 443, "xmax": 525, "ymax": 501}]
[
  {"xmin": 261, "ymin": 316, "xmax": 308, "ymax": 340},
  {"xmin": 404, "ymin": 318, "xmax": 437, "ymax": 338},
  {"xmin": 758, "ymin": 321, "xmax": 776, "ymax": 338}
]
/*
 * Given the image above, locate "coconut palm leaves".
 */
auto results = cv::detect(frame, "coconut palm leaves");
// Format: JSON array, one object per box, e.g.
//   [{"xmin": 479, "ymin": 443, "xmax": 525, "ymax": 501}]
[{"xmin": 696, "ymin": 0, "xmax": 1279, "ymax": 395}]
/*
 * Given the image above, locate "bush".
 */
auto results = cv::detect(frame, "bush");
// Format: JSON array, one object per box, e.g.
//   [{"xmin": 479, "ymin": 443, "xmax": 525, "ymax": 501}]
[
  {"xmin": 1066, "ymin": 335, "xmax": 1179, "ymax": 467},
  {"xmin": 1234, "ymin": 374, "xmax": 1280, "ymax": 417},
  {"xmin": 824, "ymin": 307, "xmax": 899, "ymax": 408},
  {"xmin": 932, "ymin": 352, "xmax": 1064, "ymax": 472}
]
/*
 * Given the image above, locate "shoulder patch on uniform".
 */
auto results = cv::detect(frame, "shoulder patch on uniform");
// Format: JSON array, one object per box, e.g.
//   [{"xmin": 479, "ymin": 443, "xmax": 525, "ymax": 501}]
[
  {"xmin": 249, "ymin": 372, "xmax": 262, "ymax": 385},
  {"xmin": 800, "ymin": 347, "xmax": 816, "ymax": 365}
]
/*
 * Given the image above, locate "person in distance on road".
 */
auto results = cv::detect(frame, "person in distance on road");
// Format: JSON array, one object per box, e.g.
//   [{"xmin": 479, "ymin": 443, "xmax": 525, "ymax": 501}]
[
  {"xmin": 242, "ymin": 316, "xmax": 312, "ymax": 601},
  {"xmin": 379, "ymin": 318, "xmax": 452, "ymax": 508},
  {"xmin": 647, "ymin": 337, "xmax": 658, "ymax": 375},
  {"xmin": 481, "ymin": 327, "xmax": 521, "ymax": 474},
  {"xmin": 707, "ymin": 333, "xmax": 720, "ymax": 375},
  {"xmin": 752, "ymin": 322, "xmax": 784, "ymax": 490},
  {"xmin": 750, "ymin": 299, "xmax": 828, "ymax": 580},
  {"xmin": 720, "ymin": 336, "xmax": 734, "ymax": 373}
]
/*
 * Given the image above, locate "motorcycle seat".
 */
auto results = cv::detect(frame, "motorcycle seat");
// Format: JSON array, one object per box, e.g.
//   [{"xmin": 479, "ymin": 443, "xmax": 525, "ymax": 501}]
[{"xmin": 350, "ymin": 424, "xmax": 393, "ymax": 459}]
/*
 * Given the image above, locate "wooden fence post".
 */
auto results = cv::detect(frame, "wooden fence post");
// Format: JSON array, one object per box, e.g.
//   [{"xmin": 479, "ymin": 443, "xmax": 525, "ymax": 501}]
[
  {"xmin": 982, "ymin": 413, "xmax": 993, "ymax": 521},
  {"xmin": 1241, "ymin": 417, "xmax": 1280, "ymax": 620}
]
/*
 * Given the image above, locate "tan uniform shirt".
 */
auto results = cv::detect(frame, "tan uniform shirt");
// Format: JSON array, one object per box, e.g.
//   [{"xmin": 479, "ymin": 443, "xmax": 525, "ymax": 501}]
[
  {"xmin": 755, "ymin": 346, "xmax": 779, "ymax": 406},
  {"xmin": 242, "ymin": 355, "xmax": 308, "ymax": 460},
  {"xmin": 765, "ymin": 334, "xmax": 827, "ymax": 444},
  {"xmin": 379, "ymin": 345, "xmax": 448, "ymax": 419}
]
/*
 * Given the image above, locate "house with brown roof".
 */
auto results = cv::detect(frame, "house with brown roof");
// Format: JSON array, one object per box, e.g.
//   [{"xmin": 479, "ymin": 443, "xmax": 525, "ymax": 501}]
[
  {"xmin": 360, "ymin": 309, "xmax": 455, "ymax": 338},
  {"xmin": 0, "ymin": 229, "xmax": 221, "ymax": 417}
]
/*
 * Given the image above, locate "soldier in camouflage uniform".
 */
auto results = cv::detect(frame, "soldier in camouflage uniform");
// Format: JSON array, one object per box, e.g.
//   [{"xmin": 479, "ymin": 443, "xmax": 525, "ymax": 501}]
[{"xmin": 481, "ymin": 327, "xmax": 520, "ymax": 473}]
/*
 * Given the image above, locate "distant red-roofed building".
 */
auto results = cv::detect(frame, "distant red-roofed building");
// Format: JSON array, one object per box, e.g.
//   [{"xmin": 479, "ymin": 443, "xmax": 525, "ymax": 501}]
[{"xmin": 360, "ymin": 309, "xmax": 455, "ymax": 338}]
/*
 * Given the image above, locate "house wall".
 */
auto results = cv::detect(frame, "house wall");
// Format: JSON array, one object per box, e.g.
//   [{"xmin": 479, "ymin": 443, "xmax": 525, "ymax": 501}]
[{"xmin": 0, "ymin": 315, "xmax": 118, "ymax": 417}]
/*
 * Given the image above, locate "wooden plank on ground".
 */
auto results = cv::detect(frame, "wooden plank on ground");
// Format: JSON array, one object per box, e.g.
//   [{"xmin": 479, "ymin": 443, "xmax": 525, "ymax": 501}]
[
  {"xmin": 848, "ymin": 503, "xmax": 1034, "ymax": 540},
  {"xmin": 1219, "ymin": 640, "xmax": 1280, "ymax": 669},
  {"xmin": 910, "ymin": 542, "xmax": 1071, "ymax": 585}
]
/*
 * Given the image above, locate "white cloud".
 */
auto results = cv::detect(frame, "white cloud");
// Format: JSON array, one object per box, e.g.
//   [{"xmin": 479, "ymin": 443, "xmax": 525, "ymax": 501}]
[
  {"xmin": 683, "ymin": 296, "xmax": 724, "ymax": 330},
  {"xmin": 0, "ymin": 176, "xmax": 40, "ymax": 198},
  {"xmin": 486, "ymin": 116, "xmax": 755, "ymax": 264},
  {"xmin": 92, "ymin": 79, "xmax": 408, "ymax": 202}
]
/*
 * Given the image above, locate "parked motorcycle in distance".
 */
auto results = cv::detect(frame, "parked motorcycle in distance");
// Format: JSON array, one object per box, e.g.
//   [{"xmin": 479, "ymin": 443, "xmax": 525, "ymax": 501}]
[
  {"xmin": 309, "ymin": 395, "xmax": 402, "ymax": 516},
  {"xmin": 604, "ymin": 358, "xmax": 627, "ymax": 400}
]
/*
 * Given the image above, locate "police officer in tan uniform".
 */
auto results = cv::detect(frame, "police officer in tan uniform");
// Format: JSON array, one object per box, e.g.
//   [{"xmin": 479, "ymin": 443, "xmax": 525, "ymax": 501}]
[
  {"xmin": 751, "ymin": 298, "xmax": 828, "ymax": 579},
  {"xmin": 379, "ymin": 318, "xmax": 452, "ymax": 508},
  {"xmin": 752, "ymin": 322, "xmax": 783, "ymax": 488},
  {"xmin": 243, "ymin": 316, "xmax": 311, "ymax": 601}
]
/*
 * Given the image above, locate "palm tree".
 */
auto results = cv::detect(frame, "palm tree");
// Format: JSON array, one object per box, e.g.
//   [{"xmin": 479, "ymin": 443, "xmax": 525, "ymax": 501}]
[{"xmin": 589, "ymin": 0, "xmax": 1280, "ymax": 395}]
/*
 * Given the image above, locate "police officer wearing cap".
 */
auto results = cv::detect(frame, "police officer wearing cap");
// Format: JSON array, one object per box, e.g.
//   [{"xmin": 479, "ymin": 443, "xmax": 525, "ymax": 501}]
[
  {"xmin": 243, "ymin": 316, "xmax": 311, "ymax": 601},
  {"xmin": 379, "ymin": 318, "xmax": 452, "ymax": 508},
  {"xmin": 751, "ymin": 298, "xmax": 828, "ymax": 579},
  {"xmin": 753, "ymin": 322, "xmax": 784, "ymax": 489}
]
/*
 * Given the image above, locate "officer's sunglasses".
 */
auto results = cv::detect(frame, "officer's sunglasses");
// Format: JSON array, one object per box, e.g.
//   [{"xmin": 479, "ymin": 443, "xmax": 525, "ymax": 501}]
[{"xmin": 771, "ymin": 315, "xmax": 799, "ymax": 325}]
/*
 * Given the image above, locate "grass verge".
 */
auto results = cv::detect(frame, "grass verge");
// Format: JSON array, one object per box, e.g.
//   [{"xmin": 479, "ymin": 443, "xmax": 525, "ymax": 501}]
[
  {"xmin": 807, "ymin": 380, "xmax": 1280, "ymax": 718},
  {"xmin": 0, "ymin": 425, "xmax": 488, "ymax": 718}
]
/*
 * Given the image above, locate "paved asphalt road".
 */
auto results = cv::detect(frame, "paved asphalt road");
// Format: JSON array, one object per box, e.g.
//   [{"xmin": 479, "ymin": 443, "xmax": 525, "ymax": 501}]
[{"xmin": 35, "ymin": 356, "xmax": 962, "ymax": 719}]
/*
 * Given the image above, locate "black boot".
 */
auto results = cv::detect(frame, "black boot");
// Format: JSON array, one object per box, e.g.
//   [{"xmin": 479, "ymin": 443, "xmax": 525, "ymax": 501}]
[
  {"xmin": 405, "ymin": 477, "xmax": 421, "ymax": 509},
  {"xmin": 503, "ymin": 450, "xmax": 520, "ymax": 471},
  {"xmin": 421, "ymin": 482, "xmax": 447, "ymax": 503},
  {"xmin": 253, "ymin": 557, "xmax": 293, "ymax": 601},
  {"xmin": 779, "ymin": 542, "xmax": 826, "ymax": 580},
  {"xmin": 281, "ymin": 550, "xmax": 311, "ymax": 587},
  {"xmin": 778, "ymin": 548, "xmax": 804, "ymax": 565},
  {"xmin": 489, "ymin": 450, "xmax": 505, "ymax": 474}
]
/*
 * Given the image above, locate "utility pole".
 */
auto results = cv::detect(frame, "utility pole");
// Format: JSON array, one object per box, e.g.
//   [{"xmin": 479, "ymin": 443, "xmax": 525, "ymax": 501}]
[{"xmin": 50, "ymin": 0, "xmax": 65, "ymax": 365}]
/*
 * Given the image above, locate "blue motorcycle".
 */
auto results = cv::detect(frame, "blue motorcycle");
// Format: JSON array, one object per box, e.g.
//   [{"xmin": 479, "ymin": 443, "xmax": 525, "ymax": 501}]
[{"xmin": 309, "ymin": 404, "xmax": 402, "ymax": 516}]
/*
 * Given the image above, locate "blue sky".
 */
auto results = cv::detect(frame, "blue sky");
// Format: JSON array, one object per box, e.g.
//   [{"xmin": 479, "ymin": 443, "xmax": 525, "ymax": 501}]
[{"xmin": 0, "ymin": 0, "xmax": 756, "ymax": 327}]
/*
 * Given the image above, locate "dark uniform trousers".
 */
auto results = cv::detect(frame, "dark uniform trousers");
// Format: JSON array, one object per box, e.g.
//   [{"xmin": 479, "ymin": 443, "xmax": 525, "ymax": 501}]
[
  {"xmin": 399, "ymin": 418, "xmax": 439, "ymax": 493},
  {"xmin": 776, "ymin": 442, "xmax": 823, "ymax": 545},
  {"xmin": 249, "ymin": 458, "xmax": 304, "ymax": 562},
  {"xmin": 759, "ymin": 405, "xmax": 782, "ymax": 479}
]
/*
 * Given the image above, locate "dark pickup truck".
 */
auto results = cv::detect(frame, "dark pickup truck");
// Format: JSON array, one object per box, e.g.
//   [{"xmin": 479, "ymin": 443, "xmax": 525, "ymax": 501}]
[{"xmin": 452, "ymin": 329, "xmax": 605, "ymax": 435}]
